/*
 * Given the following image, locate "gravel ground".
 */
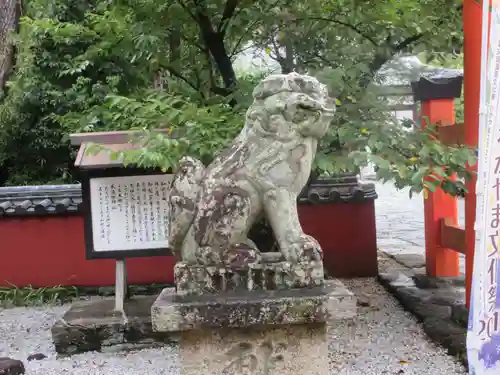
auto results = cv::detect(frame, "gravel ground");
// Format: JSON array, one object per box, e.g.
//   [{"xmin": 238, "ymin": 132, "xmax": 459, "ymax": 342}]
[
  {"xmin": 331, "ymin": 279, "xmax": 466, "ymax": 375},
  {"xmin": 0, "ymin": 279, "xmax": 466, "ymax": 375}
]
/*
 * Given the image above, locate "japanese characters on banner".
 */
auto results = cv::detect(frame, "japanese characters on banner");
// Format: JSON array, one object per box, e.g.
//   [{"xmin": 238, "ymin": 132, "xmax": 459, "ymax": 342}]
[
  {"xmin": 467, "ymin": 1, "xmax": 500, "ymax": 373},
  {"xmin": 89, "ymin": 175, "xmax": 173, "ymax": 252}
]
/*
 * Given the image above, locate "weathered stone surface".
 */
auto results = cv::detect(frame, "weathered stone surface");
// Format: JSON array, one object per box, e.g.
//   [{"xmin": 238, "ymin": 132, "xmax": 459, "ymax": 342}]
[
  {"xmin": 393, "ymin": 286, "xmax": 451, "ymax": 320},
  {"xmin": 179, "ymin": 323, "xmax": 329, "ymax": 375},
  {"xmin": 0, "ymin": 358, "xmax": 24, "ymax": 375},
  {"xmin": 428, "ymin": 288, "xmax": 465, "ymax": 306},
  {"xmin": 422, "ymin": 317, "xmax": 466, "ymax": 356},
  {"xmin": 51, "ymin": 296, "xmax": 175, "ymax": 355},
  {"xmin": 26, "ymin": 353, "xmax": 46, "ymax": 362},
  {"xmin": 392, "ymin": 253, "xmax": 426, "ymax": 269},
  {"xmin": 414, "ymin": 303, "xmax": 452, "ymax": 320},
  {"xmin": 174, "ymin": 258, "xmax": 324, "ymax": 296},
  {"xmin": 413, "ymin": 266, "xmax": 427, "ymax": 275},
  {"xmin": 451, "ymin": 304, "xmax": 469, "ymax": 328},
  {"xmin": 412, "ymin": 274, "xmax": 466, "ymax": 289},
  {"xmin": 378, "ymin": 271, "xmax": 415, "ymax": 292},
  {"xmin": 152, "ymin": 280, "xmax": 356, "ymax": 333},
  {"xmin": 394, "ymin": 286, "xmax": 428, "ymax": 305},
  {"xmin": 168, "ymin": 72, "xmax": 336, "ymax": 266}
]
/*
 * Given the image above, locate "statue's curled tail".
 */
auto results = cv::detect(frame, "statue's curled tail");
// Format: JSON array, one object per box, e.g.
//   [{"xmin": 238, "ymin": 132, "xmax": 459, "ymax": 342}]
[{"xmin": 168, "ymin": 156, "xmax": 205, "ymax": 258}]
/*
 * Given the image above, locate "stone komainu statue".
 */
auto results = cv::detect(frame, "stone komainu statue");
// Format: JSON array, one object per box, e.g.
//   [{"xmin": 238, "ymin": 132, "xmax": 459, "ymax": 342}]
[{"xmin": 168, "ymin": 73, "xmax": 335, "ymax": 266}]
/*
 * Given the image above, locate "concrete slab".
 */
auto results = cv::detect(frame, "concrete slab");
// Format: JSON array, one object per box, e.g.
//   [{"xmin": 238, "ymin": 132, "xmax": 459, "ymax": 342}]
[
  {"xmin": 151, "ymin": 280, "xmax": 357, "ymax": 333},
  {"xmin": 51, "ymin": 296, "xmax": 176, "ymax": 356}
]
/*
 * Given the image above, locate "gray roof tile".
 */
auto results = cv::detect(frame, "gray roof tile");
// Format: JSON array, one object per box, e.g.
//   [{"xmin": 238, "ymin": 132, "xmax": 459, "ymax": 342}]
[
  {"xmin": 0, "ymin": 176, "xmax": 378, "ymax": 217},
  {"xmin": 0, "ymin": 184, "xmax": 83, "ymax": 217}
]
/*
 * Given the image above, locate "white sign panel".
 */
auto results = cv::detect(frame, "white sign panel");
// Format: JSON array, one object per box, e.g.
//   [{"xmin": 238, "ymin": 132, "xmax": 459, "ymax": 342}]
[{"xmin": 89, "ymin": 174, "xmax": 173, "ymax": 252}]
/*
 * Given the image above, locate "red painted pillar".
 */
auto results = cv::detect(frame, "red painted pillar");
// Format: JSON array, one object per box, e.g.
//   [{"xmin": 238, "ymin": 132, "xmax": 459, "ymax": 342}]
[
  {"xmin": 412, "ymin": 76, "xmax": 463, "ymax": 277},
  {"xmin": 463, "ymin": 0, "xmax": 483, "ymax": 308}
]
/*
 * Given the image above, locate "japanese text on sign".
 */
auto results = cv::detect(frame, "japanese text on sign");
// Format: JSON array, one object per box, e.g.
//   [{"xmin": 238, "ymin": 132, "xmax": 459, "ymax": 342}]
[{"xmin": 89, "ymin": 175, "xmax": 173, "ymax": 252}]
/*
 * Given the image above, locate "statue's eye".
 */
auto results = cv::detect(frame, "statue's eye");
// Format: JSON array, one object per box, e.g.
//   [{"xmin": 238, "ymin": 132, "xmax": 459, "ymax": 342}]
[
  {"xmin": 297, "ymin": 103, "xmax": 313, "ymax": 111},
  {"xmin": 293, "ymin": 111, "xmax": 309, "ymax": 123}
]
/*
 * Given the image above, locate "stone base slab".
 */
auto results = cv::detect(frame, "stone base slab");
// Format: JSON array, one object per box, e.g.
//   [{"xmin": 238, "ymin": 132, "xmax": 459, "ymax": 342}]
[
  {"xmin": 180, "ymin": 323, "xmax": 328, "ymax": 375},
  {"xmin": 51, "ymin": 296, "xmax": 176, "ymax": 355},
  {"xmin": 174, "ymin": 259, "xmax": 324, "ymax": 296},
  {"xmin": 152, "ymin": 279, "xmax": 356, "ymax": 332}
]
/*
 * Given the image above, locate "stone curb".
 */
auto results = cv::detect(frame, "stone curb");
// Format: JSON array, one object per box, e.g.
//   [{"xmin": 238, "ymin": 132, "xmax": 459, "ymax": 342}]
[
  {"xmin": 0, "ymin": 357, "xmax": 25, "ymax": 375},
  {"xmin": 377, "ymin": 251, "xmax": 468, "ymax": 367},
  {"xmin": 51, "ymin": 296, "xmax": 177, "ymax": 356}
]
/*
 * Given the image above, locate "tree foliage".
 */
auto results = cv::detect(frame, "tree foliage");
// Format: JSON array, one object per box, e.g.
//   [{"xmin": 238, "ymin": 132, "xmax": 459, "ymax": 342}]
[
  {"xmin": 0, "ymin": 0, "xmax": 149, "ymax": 184},
  {"xmin": 0, "ymin": 0, "xmax": 474, "ymax": 196}
]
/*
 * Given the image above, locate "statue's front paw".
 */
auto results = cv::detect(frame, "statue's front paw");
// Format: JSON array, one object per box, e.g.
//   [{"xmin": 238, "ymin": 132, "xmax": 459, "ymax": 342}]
[
  {"xmin": 195, "ymin": 246, "xmax": 223, "ymax": 266},
  {"xmin": 224, "ymin": 243, "xmax": 262, "ymax": 268},
  {"xmin": 285, "ymin": 234, "xmax": 323, "ymax": 263}
]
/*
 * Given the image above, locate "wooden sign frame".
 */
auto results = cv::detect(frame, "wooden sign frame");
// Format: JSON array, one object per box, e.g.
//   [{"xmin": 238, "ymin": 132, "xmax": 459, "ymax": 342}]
[{"xmin": 81, "ymin": 167, "xmax": 173, "ymax": 260}]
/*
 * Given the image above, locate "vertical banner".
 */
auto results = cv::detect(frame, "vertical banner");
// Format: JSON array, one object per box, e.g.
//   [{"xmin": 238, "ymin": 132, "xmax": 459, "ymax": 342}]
[{"xmin": 467, "ymin": 1, "xmax": 500, "ymax": 373}]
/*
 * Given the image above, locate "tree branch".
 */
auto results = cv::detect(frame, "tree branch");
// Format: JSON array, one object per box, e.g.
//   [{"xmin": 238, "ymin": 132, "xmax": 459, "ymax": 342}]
[
  {"xmin": 393, "ymin": 34, "xmax": 424, "ymax": 51},
  {"xmin": 393, "ymin": 3, "xmax": 463, "ymax": 51},
  {"xmin": 229, "ymin": 17, "xmax": 261, "ymax": 57},
  {"xmin": 176, "ymin": 0, "xmax": 198, "ymax": 23},
  {"xmin": 177, "ymin": 32, "xmax": 205, "ymax": 52},
  {"xmin": 291, "ymin": 17, "xmax": 378, "ymax": 47},
  {"xmin": 162, "ymin": 65, "xmax": 201, "ymax": 93},
  {"xmin": 218, "ymin": 0, "xmax": 239, "ymax": 35},
  {"xmin": 195, "ymin": 9, "xmax": 215, "ymax": 36}
]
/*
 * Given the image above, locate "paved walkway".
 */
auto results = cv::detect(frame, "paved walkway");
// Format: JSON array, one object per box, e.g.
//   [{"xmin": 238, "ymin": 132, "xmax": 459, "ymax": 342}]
[{"xmin": 374, "ymin": 181, "xmax": 466, "ymax": 274}]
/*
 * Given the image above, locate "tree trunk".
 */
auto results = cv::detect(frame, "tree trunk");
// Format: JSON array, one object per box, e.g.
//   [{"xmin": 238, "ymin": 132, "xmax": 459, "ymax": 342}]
[
  {"xmin": 205, "ymin": 31, "xmax": 236, "ymax": 90},
  {"xmin": 0, "ymin": 0, "xmax": 20, "ymax": 92},
  {"xmin": 282, "ymin": 37, "xmax": 295, "ymax": 73},
  {"xmin": 169, "ymin": 29, "xmax": 181, "ymax": 68},
  {"xmin": 195, "ymin": 10, "xmax": 237, "ymax": 96}
]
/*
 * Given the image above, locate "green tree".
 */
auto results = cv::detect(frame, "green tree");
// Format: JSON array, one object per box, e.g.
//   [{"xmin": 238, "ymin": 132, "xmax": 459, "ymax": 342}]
[
  {"xmin": 0, "ymin": 0, "xmax": 474, "ymax": 196},
  {"xmin": 254, "ymin": 0, "xmax": 463, "ymax": 88},
  {"xmin": 0, "ymin": 0, "xmax": 150, "ymax": 184}
]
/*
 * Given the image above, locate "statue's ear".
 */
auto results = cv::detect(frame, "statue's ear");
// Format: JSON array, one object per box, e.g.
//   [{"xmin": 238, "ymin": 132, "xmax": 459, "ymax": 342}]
[
  {"xmin": 246, "ymin": 100, "xmax": 279, "ymax": 136},
  {"xmin": 175, "ymin": 156, "xmax": 204, "ymax": 177},
  {"xmin": 176, "ymin": 156, "xmax": 193, "ymax": 171}
]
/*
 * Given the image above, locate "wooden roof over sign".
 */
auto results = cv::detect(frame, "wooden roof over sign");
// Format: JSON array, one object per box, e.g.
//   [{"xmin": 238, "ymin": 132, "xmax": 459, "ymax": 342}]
[{"xmin": 70, "ymin": 129, "xmax": 172, "ymax": 170}]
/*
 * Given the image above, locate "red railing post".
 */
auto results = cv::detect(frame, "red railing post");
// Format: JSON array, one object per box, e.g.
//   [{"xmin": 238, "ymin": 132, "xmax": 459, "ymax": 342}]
[{"xmin": 412, "ymin": 76, "xmax": 463, "ymax": 277}]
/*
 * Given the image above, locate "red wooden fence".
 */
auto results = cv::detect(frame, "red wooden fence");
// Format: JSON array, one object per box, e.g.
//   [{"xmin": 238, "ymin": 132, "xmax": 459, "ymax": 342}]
[{"xmin": 414, "ymin": 70, "xmax": 477, "ymax": 309}]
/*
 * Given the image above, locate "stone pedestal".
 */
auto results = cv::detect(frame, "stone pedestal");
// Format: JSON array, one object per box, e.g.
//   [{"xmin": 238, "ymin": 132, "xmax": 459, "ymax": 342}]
[
  {"xmin": 152, "ymin": 263, "xmax": 356, "ymax": 375},
  {"xmin": 150, "ymin": 73, "xmax": 356, "ymax": 373},
  {"xmin": 179, "ymin": 324, "xmax": 327, "ymax": 375}
]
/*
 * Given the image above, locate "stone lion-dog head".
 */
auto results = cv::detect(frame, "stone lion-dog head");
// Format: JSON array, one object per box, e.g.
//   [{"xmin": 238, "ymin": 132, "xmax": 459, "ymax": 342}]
[{"xmin": 244, "ymin": 73, "xmax": 336, "ymax": 141}]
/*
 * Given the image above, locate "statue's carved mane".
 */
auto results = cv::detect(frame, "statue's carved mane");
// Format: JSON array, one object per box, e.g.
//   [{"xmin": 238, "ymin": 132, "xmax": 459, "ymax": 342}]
[{"xmin": 244, "ymin": 74, "xmax": 334, "ymax": 140}]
